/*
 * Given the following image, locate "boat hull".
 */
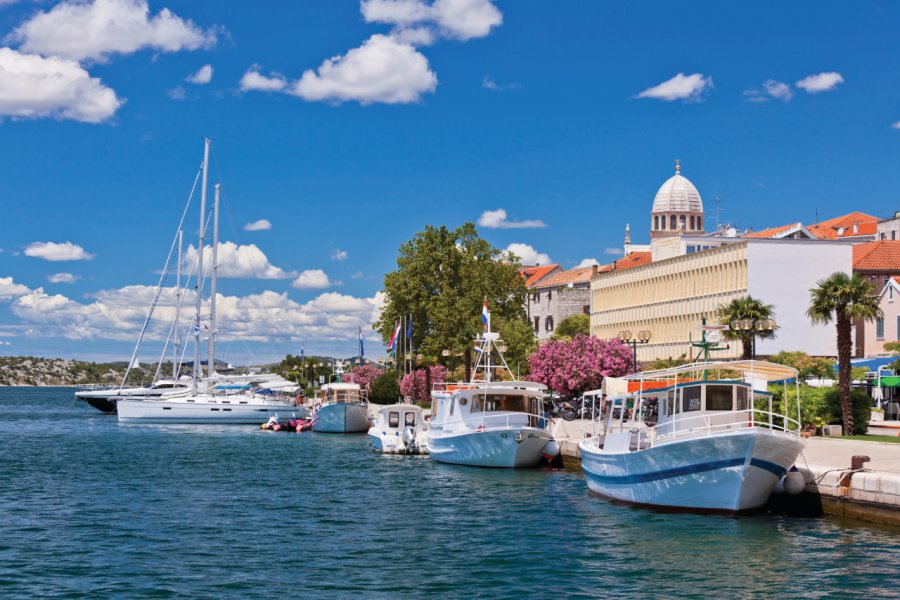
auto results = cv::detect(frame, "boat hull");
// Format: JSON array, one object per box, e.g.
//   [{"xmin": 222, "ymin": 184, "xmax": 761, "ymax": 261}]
[
  {"xmin": 78, "ymin": 395, "xmax": 119, "ymax": 414},
  {"xmin": 117, "ymin": 399, "xmax": 308, "ymax": 424},
  {"xmin": 580, "ymin": 429, "xmax": 804, "ymax": 513},
  {"xmin": 312, "ymin": 403, "xmax": 370, "ymax": 433},
  {"xmin": 427, "ymin": 426, "xmax": 551, "ymax": 468}
]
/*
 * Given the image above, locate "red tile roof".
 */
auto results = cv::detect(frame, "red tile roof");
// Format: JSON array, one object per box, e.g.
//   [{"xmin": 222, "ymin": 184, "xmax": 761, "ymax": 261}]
[
  {"xmin": 853, "ymin": 240, "xmax": 900, "ymax": 272},
  {"xmin": 744, "ymin": 222, "xmax": 803, "ymax": 239},
  {"xmin": 612, "ymin": 251, "xmax": 652, "ymax": 271},
  {"xmin": 519, "ymin": 264, "xmax": 560, "ymax": 287},
  {"xmin": 808, "ymin": 212, "xmax": 879, "ymax": 240},
  {"xmin": 533, "ymin": 265, "xmax": 602, "ymax": 288}
]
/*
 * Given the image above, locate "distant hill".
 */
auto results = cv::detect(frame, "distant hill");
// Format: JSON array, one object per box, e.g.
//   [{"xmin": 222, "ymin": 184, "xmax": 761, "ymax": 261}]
[{"xmin": 0, "ymin": 356, "xmax": 131, "ymax": 387}]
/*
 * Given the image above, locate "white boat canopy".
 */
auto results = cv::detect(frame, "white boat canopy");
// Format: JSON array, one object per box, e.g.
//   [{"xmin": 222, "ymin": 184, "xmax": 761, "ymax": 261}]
[{"xmin": 603, "ymin": 360, "xmax": 799, "ymax": 394}]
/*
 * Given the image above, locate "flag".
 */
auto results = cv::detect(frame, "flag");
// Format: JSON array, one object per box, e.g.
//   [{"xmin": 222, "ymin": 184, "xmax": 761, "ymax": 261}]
[
  {"xmin": 358, "ymin": 326, "xmax": 365, "ymax": 361},
  {"xmin": 406, "ymin": 315, "xmax": 413, "ymax": 340},
  {"xmin": 192, "ymin": 315, "xmax": 200, "ymax": 336},
  {"xmin": 388, "ymin": 320, "xmax": 401, "ymax": 353},
  {"xmin": 481, "ymin": 299, "xmax": 490, "ymax": 330},
  {"xmin": 474, "ymin": 341, "xmax": 484, "ymax": 353},
  {"xmin": 300, "ymin": 344, "xmax": 304, "ymax": 360}
]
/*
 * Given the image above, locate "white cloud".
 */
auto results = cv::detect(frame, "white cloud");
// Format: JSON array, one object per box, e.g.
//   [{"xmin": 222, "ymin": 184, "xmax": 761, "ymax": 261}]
[
  {"xmin": 0, "ymin": 48, "xmax": 123, "ymax": 123},
  {"xmin": 183, "ymin": 242, "xmax": 295, "ymax": 279},
  {"xmin": 243, "ymin": 219, "xmax": 272, "ymax": 231},
  {"xmin": 482, "ymin": 76, "xmax": 519, "ymax": 91},
  {"xmin": 239, "ymin": 65, "xmax": 287, "ymax": 92},
  {"xmin": 575, "ymin": 258, "xmax": 599, "ymax": 268},
  {"xmin": 10, "ymin": 282, "xmax": 385, "ymax": 344},
  {"xmin": 636, "ymin": 72, "xmax": 713, "ymax": 102},
  {"xmin": 504, "ymin": 243, "xmax": 551, "ymax": 266},
  {"xmin": 292, "ymin": 34, "xmax": 437, "ymax": 105},
  {"xmin": 892, "ymin": 122, "xmax": 900, "ymax": 130},
  {"xmin": 796, "ymin": 71, "xmax": 844, "ymax": 93},
  {"xmin": 361, "ymin": 0, "xmax": 502, "ymax": 42},
  {"xmin": 24, "ymin": 241, "xmax": 95, "ymax": 261},
  {"xmin": 745, "ymin": 79, "xmax": 794, "ymax": 103},
  {"xmin": 13, "ymin": 0, "xmax": 216, "ymax": 63},
  {"xmin": 186, "ymin": 64, "xmax": 213, "ymax": 85},
  {"xmin": 166, "ymin": 85, "xmax": 186, "ymax": 100},
  {"xmin": 47, "ymin": 272, "xmax": 79, "ymax": 284},
  {"xmin": 331, "ymin": 249, "xmax": 348, "ymax": 261},
  {"xmin": 0, "ymin": 276, "xmax": 30, "ymax": 300},
  {"xmin": 478, "ymin": 208, "xmax": 545, "ymax": 229},
  {"xmin": 605, "ymin": 247, "xmax": 624, "ymax": 256},
  {"xmin": 292, "ymin": 269, "xmax": 332, "ymax": 289}
]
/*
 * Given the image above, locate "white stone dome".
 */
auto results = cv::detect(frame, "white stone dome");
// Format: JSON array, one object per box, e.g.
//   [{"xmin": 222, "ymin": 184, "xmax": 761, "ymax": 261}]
[{"xmin": 651, "ymin": 170, "xmax": 703, "ymax": 214}]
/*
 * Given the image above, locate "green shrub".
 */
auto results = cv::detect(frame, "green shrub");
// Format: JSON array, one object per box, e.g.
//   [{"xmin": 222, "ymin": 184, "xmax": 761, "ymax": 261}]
[
  {"xmin": 768, "ymin": 385, "xmax": 871, "ymax": 435},
  {"xmin": 823, "ymin": 388, "xmax": 871, "ymax": 435},
  {"xmin": 370, "ymin": 371, "xmax": 401, "ymax": 405}
]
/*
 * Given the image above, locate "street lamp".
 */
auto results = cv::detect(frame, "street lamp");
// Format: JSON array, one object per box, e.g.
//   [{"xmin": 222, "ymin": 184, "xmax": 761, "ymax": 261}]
[
  {"xmin": 618, "ymin": 330, "xmax": 652, "ymax": 373},
  {"xmin": 729, "ymin": 318, "xmax": 776, "ymax": 359}
]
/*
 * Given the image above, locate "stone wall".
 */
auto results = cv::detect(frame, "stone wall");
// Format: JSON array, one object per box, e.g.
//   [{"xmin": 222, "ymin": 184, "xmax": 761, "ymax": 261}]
[{"xmin": 527, "ymin": 283, "xmax": 590, "ymax": 342}]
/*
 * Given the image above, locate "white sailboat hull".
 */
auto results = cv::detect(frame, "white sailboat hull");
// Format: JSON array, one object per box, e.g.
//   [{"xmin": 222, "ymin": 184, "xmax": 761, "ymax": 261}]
[
  {"xmin": 312, "ymin": 403, "xmax": 370, "ymax": 433},
  {"xmin": 427, "ymin": 426, "xmax": 551, "ymax": 468},
  {"xmin": 117, "ymin": 398, "xmax": 309, "ymax": 424},
  {"xmin": 580, "ymin": 429, "xmax": 804, "ymax": 513}
]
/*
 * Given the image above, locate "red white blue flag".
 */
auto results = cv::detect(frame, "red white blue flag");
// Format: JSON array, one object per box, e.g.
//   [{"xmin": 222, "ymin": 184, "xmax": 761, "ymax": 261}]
[
  {"xmin": 481, "ymin": 299, "xmax": 490, "ymax": 330},
  {"xmin": 388, "ymin": 320, "xmax": 401, "ymax": 353}
]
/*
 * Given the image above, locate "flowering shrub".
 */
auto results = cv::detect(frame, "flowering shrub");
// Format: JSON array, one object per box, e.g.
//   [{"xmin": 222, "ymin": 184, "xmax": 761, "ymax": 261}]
[
  {"xmin": 400, "ymin": 365, "xmax": 447, "ymax": 403},
  {"xmin": 527, "ymin": 334, "xmax": 632, "ymax": 397},
  {"xmin": 341, "ymin": 364, "xmax": 381, "ymax": 392}
]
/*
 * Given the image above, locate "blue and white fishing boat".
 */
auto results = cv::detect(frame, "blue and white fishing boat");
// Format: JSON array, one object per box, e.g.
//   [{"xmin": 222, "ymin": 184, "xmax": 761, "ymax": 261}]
[
  {"xmin": 426, "ymin": 308, "xmax": 556, "ymax": 468},
  {"xmin": 311, "ymin": 382, "xmax": 370, "ymax": 433},
  {"xmin": 579, "ymin": 360, "xmax": 805, "ymax": 513}
]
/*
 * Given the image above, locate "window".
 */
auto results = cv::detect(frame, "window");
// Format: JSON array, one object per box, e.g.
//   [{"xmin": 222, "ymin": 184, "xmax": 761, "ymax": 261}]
[
  {"xmin": 680, "ymin": 215, "xmax": 686, "ymax": 230},
  {"xmin": 698, "ymin": 216, "xmax": 703, "ymax": 230},
  {"xmin": 388, "ymin": 412, "xmax": 400, "ymax": 427},
  {"xmin": 670, "ymin": 215, "xmax": 676, "ymax": 230},
  {"xmin": 876, "ymin": 318, "xmax": 885, "ymax": 339},
  {"xmin": 583, "ymin": 305, "xmax": 590, "ymax": 315},
  {"xmin": 404, "ymin": 412, "xmax": 416, "ymax": 426},
  {"xmin": 893, "ymin": 231, "xmax": 897, "ymax": 240},
  {"xmin": 690, "ymin": 215, "xmax": 695, "ymax": 229},
  {"xmin": 534, "ymin": 317, "xmax": 540, "ymax": 332},
  {"xmin": 546, "ymin": 316, "xmax": 554, "ymax": 332},
  {"xmin": 480, "ymin": 394, "xmax": 529, "ymax": 412},
  {"xmin": 548, "ymin": 288, "xmax": 552, "ymax": 301},
  {"xmin": 736, "ymin": 387, "xmax": 748, "ymax": 411},
  {"xmin": 666, "ymin": 390, "xmax": 677, "ymax": 416},
  {"xmin": 654, "ymin": 215, "xmax": 659, "ymax": 230},
  {"xmin": 534, "ymin": 292, "xmax": 540, "ymax": 303},
  {"xmin": 682, "ymin": 386, "xmax": 701, "ymax": 412},
  {"xmin": 661, "ymin": 216, "xmax": 666, "ymax": 230},
  {"xmin": 706, "ymin": 385, "xmax": 734, "ymax": 411}
]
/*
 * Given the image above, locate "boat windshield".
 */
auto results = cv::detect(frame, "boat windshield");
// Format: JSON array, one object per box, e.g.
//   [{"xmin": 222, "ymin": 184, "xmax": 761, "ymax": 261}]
[
  {"xmin": 473, "ymin": 393, "xmax": 541, "ymax": 414},
  {"xmin": 326, "ymin": 388, "xmax": 363, "ymax": 404}
]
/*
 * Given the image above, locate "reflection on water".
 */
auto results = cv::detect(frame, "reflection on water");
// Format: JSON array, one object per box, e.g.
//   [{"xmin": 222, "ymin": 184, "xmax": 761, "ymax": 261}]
[{"xmin": 1, "ymin": 387, "xmax": 898, "ymax": 598}]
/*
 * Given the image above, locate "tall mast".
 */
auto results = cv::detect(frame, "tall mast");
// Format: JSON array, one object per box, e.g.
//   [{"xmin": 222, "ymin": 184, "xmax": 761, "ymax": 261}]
[
  {"xmin": 174, "ymin": 228, "xmax": 182, "ymax": 378},
  {"xmin": 208, "ymin": 183, "xmax": 220, "ymax": 379},
  {"xmin": 193, "ymin": 137, "xmax": 210, "ymax": 393}
]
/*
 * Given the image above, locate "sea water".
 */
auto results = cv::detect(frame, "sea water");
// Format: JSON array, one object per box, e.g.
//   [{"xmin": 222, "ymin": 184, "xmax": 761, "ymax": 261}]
[{"xmin": 1, "ymin": 387, "xmax": 898, "ymax": 599}]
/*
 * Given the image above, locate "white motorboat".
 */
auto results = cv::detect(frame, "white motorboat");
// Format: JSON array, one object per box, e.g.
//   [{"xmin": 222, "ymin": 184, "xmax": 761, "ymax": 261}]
[
  {"xmin": 425, "ymin": 313, "xmax": 555, "ymax": 468},
  {"xmin": 579, "ymin": 360, "xmax": 805, "ymax": 514},
  {"xmin": 367, "ymin": 403, "xmax": 429, "ymax": 454},
  {"xmin": 75, "ymin": 379, "xmax": 190, "ymax": 414},
  {"xmin": 311, "ymin": 383, "xmax": 370, "ymax": 433}
]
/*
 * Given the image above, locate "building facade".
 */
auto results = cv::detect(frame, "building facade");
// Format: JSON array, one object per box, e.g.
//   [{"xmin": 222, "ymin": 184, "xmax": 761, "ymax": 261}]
[
  {"xmin": 863, "ymin": 277, "xmax": 900, "ymax": 356},
  {"xmin": 527, "ymin": 265, "xmax": 599, "ymax": 341},
  {"xmin": 878, "ymin": 212, "xmax": 900, "ymax": 241}
]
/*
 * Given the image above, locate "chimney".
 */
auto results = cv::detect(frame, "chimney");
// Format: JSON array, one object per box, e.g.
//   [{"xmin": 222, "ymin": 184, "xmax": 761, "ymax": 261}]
[
  {"xmin": 853, "ymin": 222, "xmax": 859, "ymax": 234},
  {"xmin": 591, "ymin": 264, "xmax": 599, "ymax": 277}
]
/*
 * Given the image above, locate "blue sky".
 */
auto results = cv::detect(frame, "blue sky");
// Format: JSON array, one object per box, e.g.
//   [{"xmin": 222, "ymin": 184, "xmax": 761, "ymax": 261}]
[{"xmin": 0, "ymin": 0, "xmax": 898, "ymax": 363}]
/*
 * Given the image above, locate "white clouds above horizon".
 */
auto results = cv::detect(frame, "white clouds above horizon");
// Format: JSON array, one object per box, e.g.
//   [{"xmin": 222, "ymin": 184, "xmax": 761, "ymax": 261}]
[
  {"xmin": 24, "ymin": 241, "xmax": 95, "ymax": 261},
  {"xmin": 504, "ymin": 243, "xmax": 551, "ymax": 266},
  {"xmin": 361, "ymin": 0, "xmax": 502, "ymax": 43},
  {"xmin": 243, "ymin": 219, "xmax": 272, "ymax": 231},
  {"xmin": 47, "ymin": 272, "xmax": 79, "ymax": 284},
  {"xmin": 0, "ymin": 48, "xmax": 123, "ymax": 122},
  {"xmin": 183, "ymin": 241, "xmax": 294, "ymax": 279},
  {"xmin": 796, "ymin": 71, "xmax": 844, "ymax": 93},
  {"xmin": 636, "ymin": 72, "xmax": 713, "ymax": 102},
  {"xmin": 744, "ymin": 79, "xmax": 794, "ymax": 103},
  {"xmin": 292, "ymin": 269, "xmax": 332, "ymax": 289},
  {"xmin": 575, "ymin": 258, "xmax": 599, "ymax": 268},
  {"xmin": 331, "ymin": 249, "xmax": 348, "ymax": 261},
  {"xmin": 239, "ymin": 66, "xmax": 287, "ymax": 92},
  {"xmin": 477, "ymin": 208, "xmax": 545, "ymax": 229},
  {"xmin": 13, "ymin": 0, "xmax": 216, "ymax": 63},
  {"xmin": 605, "ymin": 247, "xmax": 624, "ymax": 256},
  {"xmin": 186, "ymin": 64, "xmax": 213, "ymax": 85},
  {"xmin": 0, "ymin": 276, "xmax": 30, "ymax": 300}
]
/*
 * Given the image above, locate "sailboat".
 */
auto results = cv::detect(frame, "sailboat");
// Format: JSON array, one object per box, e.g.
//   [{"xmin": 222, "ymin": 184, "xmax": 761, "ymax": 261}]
[{"xmin": 117, "ymin": 139, "xmax": 308, "ymax": 424}]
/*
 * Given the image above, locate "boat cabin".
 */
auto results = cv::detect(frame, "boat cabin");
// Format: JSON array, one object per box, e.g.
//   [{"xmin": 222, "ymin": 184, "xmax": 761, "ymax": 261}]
[
  {"xmin": 431, "ymin": 383, "xmax": 547, "ymax": 432},
  {"xmin": 374, "ymin": 403, "xmax": 426, "ymax": 431},
  {"xmin": 320, "ymin": 382, "xmax": 367, "ymax": 405}
]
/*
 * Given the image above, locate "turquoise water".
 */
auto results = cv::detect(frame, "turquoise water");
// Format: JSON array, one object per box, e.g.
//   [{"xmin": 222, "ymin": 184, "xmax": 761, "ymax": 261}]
[{"xmin": 2, "ymin": 388, "xmax": 899, "ymax": 599}]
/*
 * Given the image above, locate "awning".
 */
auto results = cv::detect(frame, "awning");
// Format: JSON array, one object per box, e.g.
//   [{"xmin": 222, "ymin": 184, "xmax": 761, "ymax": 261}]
[{"xmin": 625, "ymin": 360, "xmax": 798, "ymax": 383}]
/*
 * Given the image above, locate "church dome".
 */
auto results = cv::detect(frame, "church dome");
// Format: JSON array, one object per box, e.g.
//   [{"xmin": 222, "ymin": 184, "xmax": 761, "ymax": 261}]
[{"xmin": 651, "ymin": 166, "xmax": 703, "ymax": 214}]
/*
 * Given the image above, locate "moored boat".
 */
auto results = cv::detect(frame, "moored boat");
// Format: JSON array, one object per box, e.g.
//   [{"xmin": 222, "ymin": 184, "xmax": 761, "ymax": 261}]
[
  {"xmin": 311, "ymin": 383, "xmax": 370, "ymax": 433},
  {"xmin": 579, "ymin": 360, "xmax": 805, "ymax": 513},
  {"xmin": 368, "ymin": 403, "xmax": 428, "ymax": 454}
]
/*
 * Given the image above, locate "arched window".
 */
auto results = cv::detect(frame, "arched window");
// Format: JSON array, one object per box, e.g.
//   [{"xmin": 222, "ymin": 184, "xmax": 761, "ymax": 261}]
[
  {"xmin": 698, "ymin": 216, "xmax": 703, "ymax": 230},
  {"xmin": 670, "ymin": 215, "xmax": 676, "ymax": 230},
  {"xmin": 661, "ymin": 215, "xmax": 666, "ymax": 230},
  {"xmin": 679, "ymin": 215, "xmax": 686, "ymax": 230},
  {"xmin": 654, "ymin": 215, "xmax": 659, "ymax": 230},
  {"xmin": 690, "ymin": 215, "xmax": 695, "ymax": 229}
]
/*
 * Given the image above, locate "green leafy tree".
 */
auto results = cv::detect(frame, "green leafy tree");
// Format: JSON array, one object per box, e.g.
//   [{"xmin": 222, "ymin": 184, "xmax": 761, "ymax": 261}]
[
  {"xmin": 493, "ymin": 314, "xmax": 537, "ymax": 376},
  {"xmin": 884, "ymin": 341, "xmax": 900, "ymax": 373},
  {"xmin": 769, "ymin": 350, "xmax": 835, "ymax": 380},
  {"xmin": 646, "ymin": 354, "xmax": 691, "ymax": 371},
  {"xmin": 370, "ymin": 371, "xmax": 401, "ymax": 405},
  {"xmin": 376, "ymin": 223, "xmax": 529, "ymax": 374},
  {"xmin": 807, "ymin": 272, "xmax": 882, "ymax": 434},
  {"xmin": 550, "ymin": 313, "xmax": 590, "ymax": 341},
  {"xmin": 716, "ymin": 295, "xmax": 777, "ymax": 359}
]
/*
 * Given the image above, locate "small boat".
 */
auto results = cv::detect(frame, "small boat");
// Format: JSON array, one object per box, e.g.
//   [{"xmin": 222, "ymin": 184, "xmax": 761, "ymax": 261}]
[
  {"xmin": 578, "ymin": 360, "xmax": 805, "ymax": 514},
  {"xmin": 261, "ymin": 415, "xmax": 312, "ymax": 432},
  {"xmin": 311, "ymin": 383, "xmax": 370, "ymax": 433},
  {"xmin": 368, "ymin": 403, "xmax": 429, "ymax": 454},
  {"xmin": 425, "ymin": 312, "xmax": 556, "ymax": 468}
]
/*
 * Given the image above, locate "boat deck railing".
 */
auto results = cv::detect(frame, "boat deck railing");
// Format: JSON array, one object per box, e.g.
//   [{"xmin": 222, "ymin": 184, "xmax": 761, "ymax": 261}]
[{"xmin": 428, "ymin": 411, "xmax": 550, "ymax": 434}]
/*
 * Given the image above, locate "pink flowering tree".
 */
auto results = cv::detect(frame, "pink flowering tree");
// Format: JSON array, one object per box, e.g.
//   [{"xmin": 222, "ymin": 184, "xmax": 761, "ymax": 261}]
[
  {"xmin": 341, "ymin": 364, "xmax": 381, "ymax": 392},
  {"xmin": 527, "ymin": 334, "xmax": 632, "ymax": 398},
  {"xmin": 400, "ymin": 365, "xmax": 447, "ymax": 404}
]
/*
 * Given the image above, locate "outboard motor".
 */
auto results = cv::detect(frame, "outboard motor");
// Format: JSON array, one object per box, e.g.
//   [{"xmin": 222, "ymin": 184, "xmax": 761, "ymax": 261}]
[{"xmin": 402, "ymin": 426, "xmax": 417, "ymax": 453}]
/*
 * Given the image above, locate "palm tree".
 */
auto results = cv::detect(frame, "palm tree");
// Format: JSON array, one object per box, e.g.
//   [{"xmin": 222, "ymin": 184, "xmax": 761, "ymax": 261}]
[
  {"xmin": 716, "ymin": 296, "xmax": 777, "ymax": 359},
  {"xmin": 806, "ymin": 272, "xmax": 882, "ymax": 434}
]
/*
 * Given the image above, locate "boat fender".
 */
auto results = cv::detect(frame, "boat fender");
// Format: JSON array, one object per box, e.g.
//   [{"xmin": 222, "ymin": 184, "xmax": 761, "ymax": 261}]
[
  {"xmin": 783, "ymin": 466, "xmax": 805, "ymax": 496},
  {"xmin": 542, "ymin": 439, "xmax": 560, "ymax": 459}
]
